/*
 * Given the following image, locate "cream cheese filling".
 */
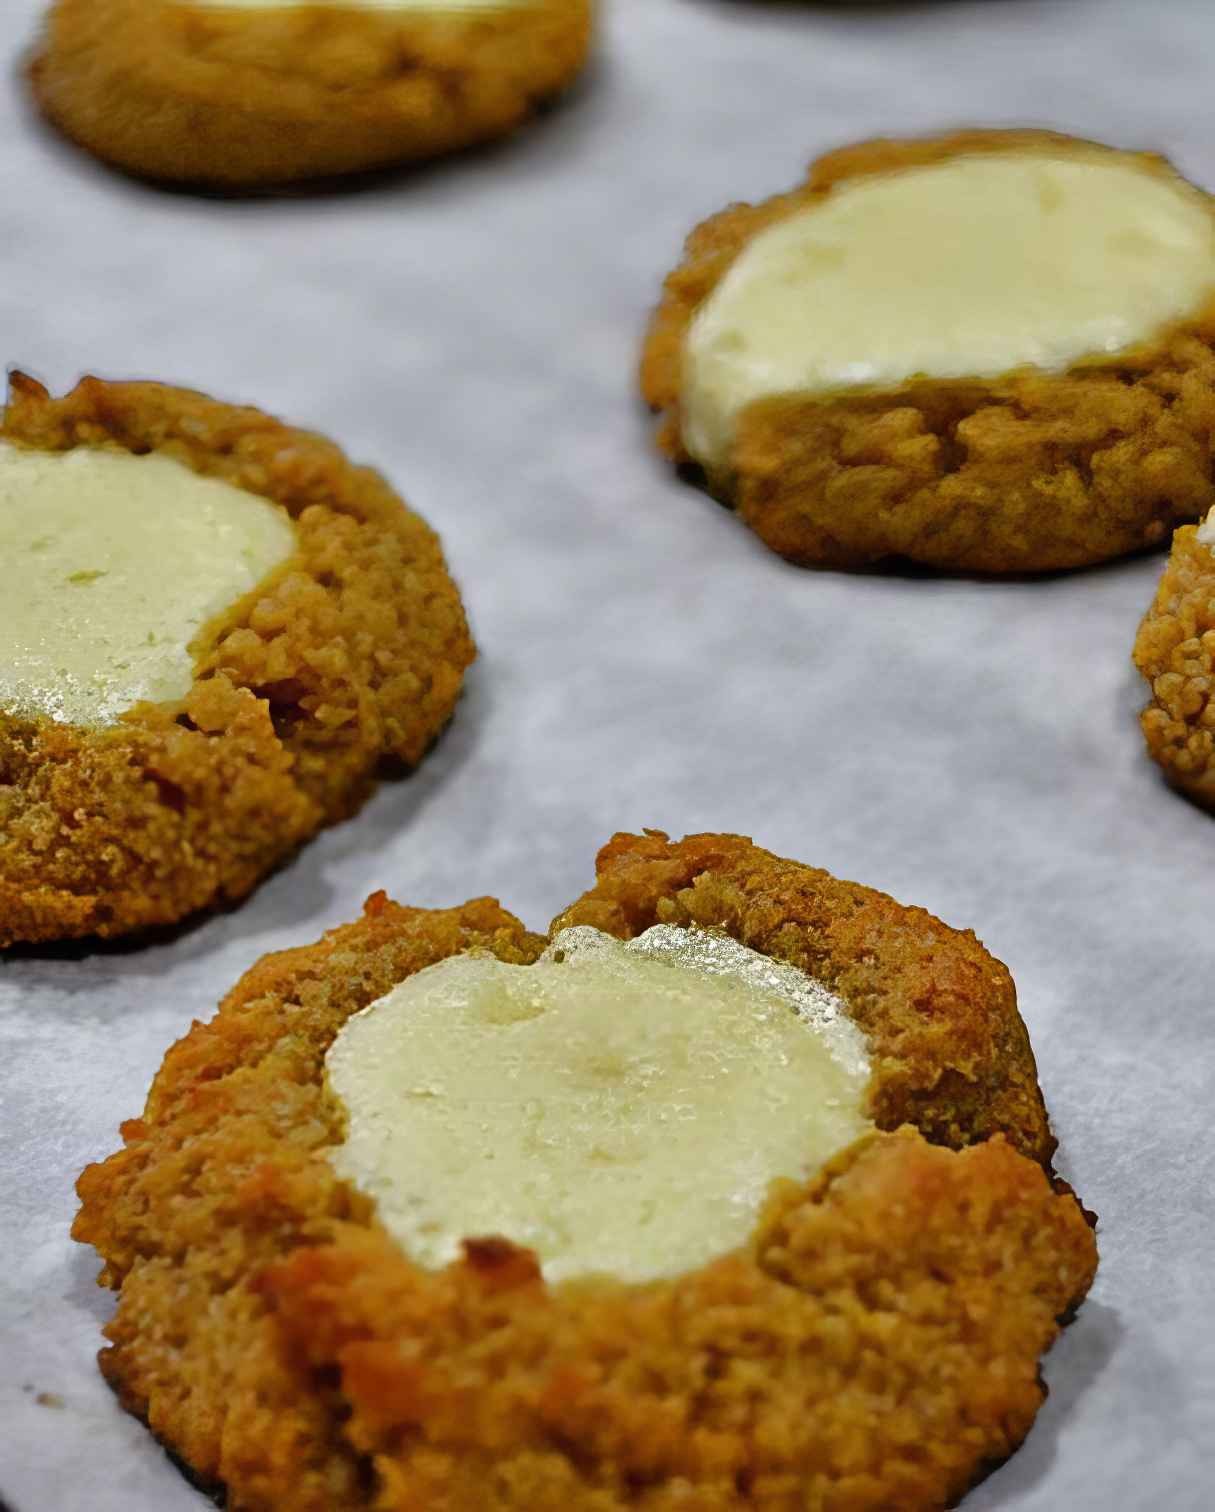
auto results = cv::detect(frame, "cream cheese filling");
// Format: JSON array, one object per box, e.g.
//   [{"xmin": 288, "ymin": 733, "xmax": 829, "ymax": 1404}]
[
  {"xmin": 0, "ymin": 443, "xmax": 297, "ymax": 728},
  {"xmin": 1196, "ymin": 505, "xmax": 1215, "ymax": 547},
  {"xmin": 682, "ymin": 148, "xmax": 1215, "ymax": 471},
  {"xmin": 325, "ymin": 924, "xmax": 872, "ymax": 1284}
]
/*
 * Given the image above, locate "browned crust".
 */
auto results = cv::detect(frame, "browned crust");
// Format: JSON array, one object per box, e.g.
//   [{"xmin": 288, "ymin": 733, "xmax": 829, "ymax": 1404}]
[
  {"xmin": 265, "ymin": 1132, "xmax": 1095, "ymax": 1512},
  {"xmin": 74, "ymin": 833, "xmax": 1095, "ymax": 1511},
  {"xmin": 641, "ymin": 128, "xmax": 1215, "ymax": 573},
  {"xmin": 28, "ymin": 0, "xmax": 594, "ymax": 188},
  {"xmin": 76, "ymin": 891, "xmax": 544, "ymax": 1506},
  {"xmin": 0, "ymin": 373, "xmax": 474, "ymax": 945},
  {"xmin": 1133, "ymin": 522, "xmax": 1215, "ymax": 806}
]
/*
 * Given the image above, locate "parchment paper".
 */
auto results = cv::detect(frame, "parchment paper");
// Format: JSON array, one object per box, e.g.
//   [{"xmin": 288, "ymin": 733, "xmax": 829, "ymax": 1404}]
[{"xmin": 2, "ymin": 1, "xmax": 1214, "ymax": 1506}]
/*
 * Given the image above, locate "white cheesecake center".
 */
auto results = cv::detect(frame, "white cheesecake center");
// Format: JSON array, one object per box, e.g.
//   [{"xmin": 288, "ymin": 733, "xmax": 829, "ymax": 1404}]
[
  {"xmin": 0, "ymin": 443, "xmax": 297, "ymax": 728},
  {"xmin": 325, "ymin": 924, "xmax": 872, "ymax": 1284},
  {"xmin": 683, "ymin": 149, "xmax": 1215, "ymax": 470},
  {"xmin": 1196, "ymin": 505, "xmax": 1215, "ymax": 547}
]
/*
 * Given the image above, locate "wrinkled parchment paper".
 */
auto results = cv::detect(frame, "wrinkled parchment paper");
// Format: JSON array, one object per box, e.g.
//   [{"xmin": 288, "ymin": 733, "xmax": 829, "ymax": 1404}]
[{"xmin": 3, "ymin": 1, "xmax": 1214, "ymax": 1506}]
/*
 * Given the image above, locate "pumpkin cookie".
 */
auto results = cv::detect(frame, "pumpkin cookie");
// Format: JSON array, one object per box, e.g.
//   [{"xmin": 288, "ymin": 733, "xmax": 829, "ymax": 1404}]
[
  {"xmin": 0, "ymin": 372, "xmax": 473, "ymax": 946},
  {"xmin": 28, "ymin": 0, "xmax": 594, "ymax": 189},
  {"xmin": 1134, "ymin": 505, "xmax": 1215, "ymax": 806},
  {"xmin": 75, "ymin": 831, "xmax": 1096, "ymax": 1511},
  {"xmin": 643, "ymin": 130, "xmax": 1215, "ymax": 573}
]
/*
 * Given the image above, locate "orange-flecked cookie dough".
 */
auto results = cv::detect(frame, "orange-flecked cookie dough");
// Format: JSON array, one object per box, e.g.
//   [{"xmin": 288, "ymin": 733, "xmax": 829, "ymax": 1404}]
[
  {"xmin": 0, "ymin": 373, "xmax": 473, "ymax": 947},
  {"xmin": 75, "ymin": 832, "xmax": 1097, "ymax": 1512},
  {"xmin": 643, "ymin": 130, "xmax": 1215, "ymax": 573},
  {"xmin": 28, "ymin": 0, "xmax": 594, "ymax": 189},
  {"xmin": 1134, "ymin": 506, "xmax": 1215, "ymax": 806}
]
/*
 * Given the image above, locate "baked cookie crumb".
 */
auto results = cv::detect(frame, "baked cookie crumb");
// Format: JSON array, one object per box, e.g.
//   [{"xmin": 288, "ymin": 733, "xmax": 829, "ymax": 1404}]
[
  {"xmin": 75, "ymin": 832, "xmax": 1096, "ymax": 1511},
  {"xmin": 0, "ymin": 372, "xmax": 473, "ymax": 946},
  {"xmin": 1134, "ymin": 512, "xmax": 1215, "ymax": 806},
  {"xmin": 643, "ymin": 130, "xmax": 1215, "ymax": 573},
  {"xmin": 29, "ymin": 0, "xmax": 595, "ymax": 189}
]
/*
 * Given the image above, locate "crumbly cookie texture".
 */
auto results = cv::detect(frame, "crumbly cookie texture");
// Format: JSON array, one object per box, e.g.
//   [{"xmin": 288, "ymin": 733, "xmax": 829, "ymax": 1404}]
[
  {"xmin": 28, "ymin": 0, "xmax": 593, "ymax": 189},
  {"xmin": 642, "ymin": 130, "xmax": 1215, "ymax": 573},
  {"xmin": 0, "ymin": 373, "xmax": 473, "ymax": 946},
  {"xmin": 75, "ymin": 832, "xmax": 1095, "ymax": 1512},
  {"xmin": 268, "ymin": 1132, "xmax": 1092, "ymax": 1512},
  {"xmin": 1134, "ymin": 514, "xmax": 1215, "ymax": 806}
]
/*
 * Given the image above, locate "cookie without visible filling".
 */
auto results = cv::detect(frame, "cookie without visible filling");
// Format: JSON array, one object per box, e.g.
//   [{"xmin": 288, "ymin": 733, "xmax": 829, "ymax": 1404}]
[
  {"xmin": 1134, "ymin": 504, "xmax": 1215, "ymax": 806},
  {"xmin": 0, "ymin": 372, "xmax": 473, "ymax": 946},
  {"xmin": 75, "ymin": 832, "xmax": 1096, "ymax": 1512},
  {"xmin": 29, "ymin": 0, "xmax": 594, "ymax": 188},
  {"xmin": 643, "ymin": 130, "xmax": 1215, "ymax": 573}
]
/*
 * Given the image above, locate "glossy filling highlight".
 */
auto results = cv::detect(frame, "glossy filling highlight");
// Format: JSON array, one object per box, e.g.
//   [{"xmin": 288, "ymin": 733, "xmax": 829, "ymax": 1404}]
[{"xmin": 325, "ymin": 924, "xmax": 872, "ymax": 1284}]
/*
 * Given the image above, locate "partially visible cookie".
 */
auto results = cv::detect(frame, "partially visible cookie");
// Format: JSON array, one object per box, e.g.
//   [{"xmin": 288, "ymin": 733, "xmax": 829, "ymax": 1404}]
[
  {"xmin": 643, "ymin": 129, "xmax": 1215, "ymax": 573},
  {"xmin": 29, "ymin": 0, "xmax": 594, "ymax": 188},
  {"xmin": 1134, "ymin": 506, "xmax": 1215, "ymax": 807},
  {"xmin": 0, "ymin": 372, "xmax": 473, "ymax": 946},
  {"xmin": 75, "ymin": 831, "xmax": 1096, "ymax": 1511}
]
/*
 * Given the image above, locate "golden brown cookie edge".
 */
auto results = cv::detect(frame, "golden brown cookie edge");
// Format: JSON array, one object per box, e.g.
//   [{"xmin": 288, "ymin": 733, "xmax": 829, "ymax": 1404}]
[
  {"xmin": 0, "ymin": 372, "xmax": 474, "ymax": 945},
  {"xmin": 72, "ymin": 835, "xmax": 1094, "ymax": 1509},
  {"xmin": 641, "ymin": 129, "xmax": 1215, "ymax": 572},
  {"xmin": 1134, "ymin": 522, "xmax": 1215, "ymax": 806},
  {"xmin": 29, "ymin": 0, "xmax": 594, "ymax": 188}
]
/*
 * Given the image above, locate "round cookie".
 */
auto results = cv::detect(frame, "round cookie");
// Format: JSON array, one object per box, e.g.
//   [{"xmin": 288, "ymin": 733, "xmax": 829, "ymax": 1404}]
[
  {"xmin": 0, "ymin": 372, "xmax": 473, "ymax": 946},
  {"xmin": 28, "ymin": 0, "xmax": 594, "ymax": 189},
  {"xmin": 643, "ymin": 130, "xmax": 1215, "ymax": 573},
  {"xmin": 75, "ymin": 831, "xmax": 1096, "ymax": 1512},
  {"xmin": 1134, "ymin": 506, "xmax": 1215, "ymax": 806}
]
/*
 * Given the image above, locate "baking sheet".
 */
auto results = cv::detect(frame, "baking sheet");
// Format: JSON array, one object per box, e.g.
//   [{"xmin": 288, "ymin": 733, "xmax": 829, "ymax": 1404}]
[{"xmin": 2, "ymin": 0, "xmax": 1214, "ymax": 1506}]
